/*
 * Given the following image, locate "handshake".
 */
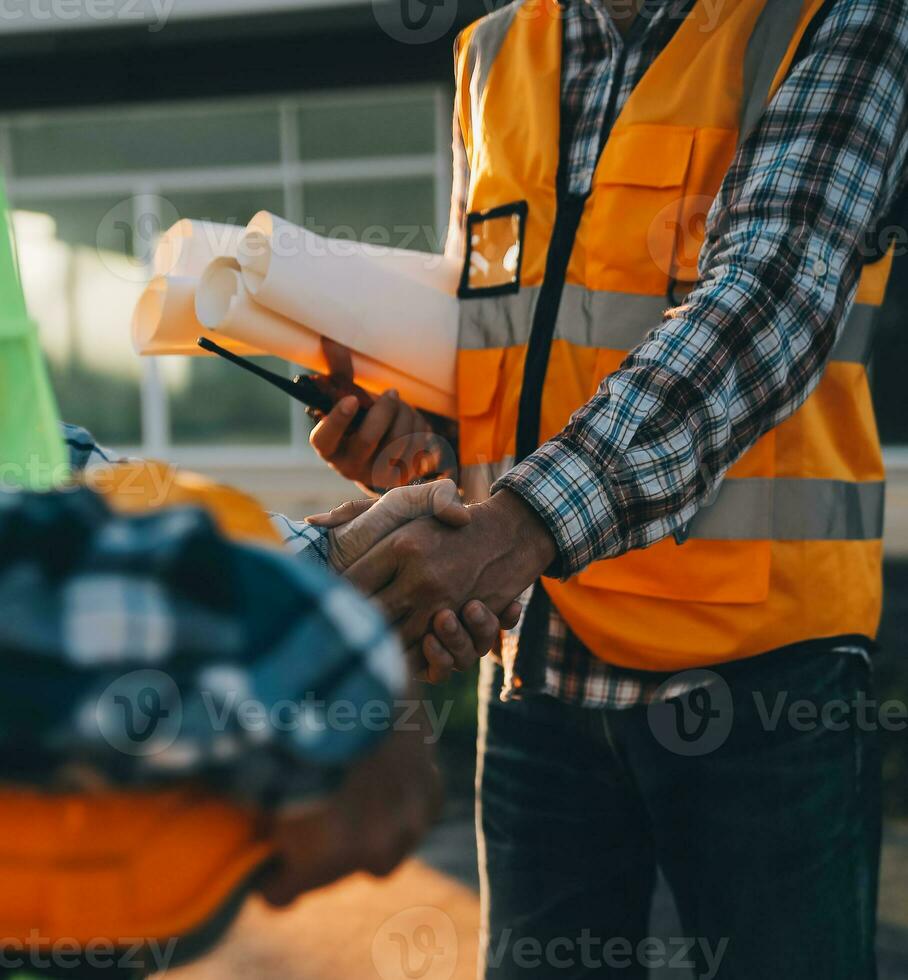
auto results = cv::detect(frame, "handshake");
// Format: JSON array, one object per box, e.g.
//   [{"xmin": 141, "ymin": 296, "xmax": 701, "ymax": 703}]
[
  {"xmin": 304, "ymin": 349, "xmax": 559, "ymax": 683},
  {"xmin": 261, "ymin": 374, "xmax": 558, "ymax": 905},
  {"xmin": 309, "ymin": 480, "xmax": 526, "ymax": 683}
]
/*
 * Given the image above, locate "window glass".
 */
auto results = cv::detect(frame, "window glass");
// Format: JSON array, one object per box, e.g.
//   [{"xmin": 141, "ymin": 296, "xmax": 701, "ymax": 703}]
[
  {"xmin": 167, "ymin": 356, "xmax": 293, "ymax": 446},
  {"xmin": 159, "ymin": 187, "xmax": 292, "ymax": 445},
  {"xmin": 298, "ymin": 94, "xmax": 435, "ymax": 161},
  {"xmin": 14, "ymin": 200, "xmax": 143, "ymax": 445},
  {"xmin": 5, "ymin": 88, "xmax": 443, "ymax": 451},
  {"xmin": 9, "ymin": 105, "xmax": 281, "ymax": 176},
  {"xmin": 303, "ymin": 177, "xmax": 438, "ymax": 253},
  {"xmin": 164, "ymin": 187, "xmax": 285, "ymax": 231}
]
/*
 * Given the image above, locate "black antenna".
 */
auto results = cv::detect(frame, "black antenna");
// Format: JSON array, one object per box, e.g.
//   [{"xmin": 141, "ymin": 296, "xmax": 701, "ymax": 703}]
[
  {"xmin": 196, "ymin": 335, "xmax": 369, "ymax": 424},
  {"xmin": 197, "ymin": 336, "xmax": 305, "ymax": 399}
]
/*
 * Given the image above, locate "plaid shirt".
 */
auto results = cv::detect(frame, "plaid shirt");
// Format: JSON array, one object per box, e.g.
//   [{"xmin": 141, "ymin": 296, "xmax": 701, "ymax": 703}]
[
  {"xmin": 448, "ymin": 0, "xmax": 908, "ymax": 706},
  {"xmin": 0, "ymin": 423, "xmax": 404, "ymax": 806}
]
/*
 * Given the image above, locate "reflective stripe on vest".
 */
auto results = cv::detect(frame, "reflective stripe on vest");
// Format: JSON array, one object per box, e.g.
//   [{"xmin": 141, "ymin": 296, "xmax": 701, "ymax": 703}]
[
  {"xmin": 463, "ymin": 456, "xmax": 884, "ymax": 542},
  {"xmin": 738, "ymin": 0, "xmax": 809, "ymax": 141},
  {"xmin": 459, "ymin": 284, "xmax": 878, "ymax": 365}
]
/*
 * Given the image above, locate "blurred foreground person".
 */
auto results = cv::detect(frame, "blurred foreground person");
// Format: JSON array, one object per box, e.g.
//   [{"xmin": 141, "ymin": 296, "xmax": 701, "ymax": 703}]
[{"xmin": 0, "ymin": 429, "xmax": 514, "ymax": 979}]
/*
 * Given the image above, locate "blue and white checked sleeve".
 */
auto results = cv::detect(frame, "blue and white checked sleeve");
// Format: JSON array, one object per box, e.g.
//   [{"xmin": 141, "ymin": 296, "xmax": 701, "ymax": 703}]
[
  {"xmin": 0, "ymin": 424, "xmax": 405, "ymax": 805},
  {"xmin": 494, "ymin": 0, "xmax": 908, "ymax": 576}
]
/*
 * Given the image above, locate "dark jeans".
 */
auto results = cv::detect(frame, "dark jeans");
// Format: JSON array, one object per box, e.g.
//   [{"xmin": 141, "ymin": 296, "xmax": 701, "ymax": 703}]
[{"xmin": 476, "ymin": 646, "xmax": 882, "ymax": 979}]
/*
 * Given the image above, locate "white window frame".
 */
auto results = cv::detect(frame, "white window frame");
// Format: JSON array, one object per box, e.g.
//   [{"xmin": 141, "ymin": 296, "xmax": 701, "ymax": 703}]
[{"xmin": 1, "ymin": 84, "xmax": 452, "ymax": 470}]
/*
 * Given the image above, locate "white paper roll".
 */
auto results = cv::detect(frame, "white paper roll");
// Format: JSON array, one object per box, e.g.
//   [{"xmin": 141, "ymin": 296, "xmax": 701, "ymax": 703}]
[
  {"xmin": 238, "ymin": 212, "xmax": 458, "ymax": 394},
  {"xmin": 132, "ymin": 274, "xmax": 265, "ymax": 357},
  {"xmin": 153, "ymin": 220, "xmax": 246, "ymax": 278},
  {"xmin": 195, "ymin": 258, "xmax": 456, "ymax": 418},
  {"xmin": 244, "ymin": 211, "xmax": 461, "ymax": 293}
]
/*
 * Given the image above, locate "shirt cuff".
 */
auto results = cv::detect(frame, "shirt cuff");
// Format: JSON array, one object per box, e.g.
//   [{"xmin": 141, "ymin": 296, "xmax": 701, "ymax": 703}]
[
  {"xmin": 269, "ymin": 513, "xmax": 331, "ymax": 569},
  {"xmin": 492, "ymin": 439, "xmax": 625, "ymax": 579}
]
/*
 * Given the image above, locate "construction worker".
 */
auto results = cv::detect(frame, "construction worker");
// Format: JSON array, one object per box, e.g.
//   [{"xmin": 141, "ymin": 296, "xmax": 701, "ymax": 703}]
[{"xmin": 309, "ymin": 0, "xmax": 908, "ymax": 976}]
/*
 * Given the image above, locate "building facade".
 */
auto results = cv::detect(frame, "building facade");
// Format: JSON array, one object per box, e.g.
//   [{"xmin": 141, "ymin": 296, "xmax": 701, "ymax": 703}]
[{"xmin": 1, "ymin": 0, "xmax": 906, "ymax": 549}]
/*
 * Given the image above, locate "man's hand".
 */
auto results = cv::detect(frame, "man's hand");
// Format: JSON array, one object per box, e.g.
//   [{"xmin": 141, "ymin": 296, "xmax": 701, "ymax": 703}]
[
  {"xmin": 259, "ymin": 696, "xmax": 442, "ymax": 906},
  {"xmin": 344, "ymin": 489, "xmax": 557, "ymax": 650},
  {"xmin": 307, "ymin": 480, "xmax": 522, "ymax": 682},
  {"xmin": 309, "ymin": 339, "xmax": 444, "ymax": 492},
  {"xmin": 309, "ymin": 480, "xmax": 469, "ymax": 572}
]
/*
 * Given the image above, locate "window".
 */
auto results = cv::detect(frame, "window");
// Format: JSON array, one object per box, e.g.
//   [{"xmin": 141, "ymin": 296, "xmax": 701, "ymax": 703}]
[{"xmin": 3, "ymin": 87, "xmax": 451, "ymax": 456}]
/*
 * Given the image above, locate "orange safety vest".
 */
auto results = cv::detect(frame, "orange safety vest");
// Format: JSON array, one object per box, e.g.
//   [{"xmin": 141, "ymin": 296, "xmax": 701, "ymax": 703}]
[
  {"xmin": 0, "ymin": 462, "xmax": 276, "ymax": 954},
  {"xmin": 454, "ymin": 0, "xmax": 892, "ymax": 671}
]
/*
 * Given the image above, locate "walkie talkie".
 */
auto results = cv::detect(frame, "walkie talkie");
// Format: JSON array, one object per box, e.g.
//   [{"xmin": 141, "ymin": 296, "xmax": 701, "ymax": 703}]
[
  {"xmin": 197, "ymin": 336, "xmax": 373, "ymax": 426},
  {"xmin": 197, "ymin": 335, "xmax": 459, "ymax": 488}
]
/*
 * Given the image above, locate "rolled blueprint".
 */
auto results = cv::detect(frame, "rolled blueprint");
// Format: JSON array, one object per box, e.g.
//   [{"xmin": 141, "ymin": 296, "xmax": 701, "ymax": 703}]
[
  {"xmin": 195, "ymin": 257, "xmax": 456, "ymax": 418},
  {"xmin": 153, "ymin": 220, "xmax": 246, "ymax": 278},
  {"xmin": 244, "ymin": 211, "xmax": 461, "ymax": 293},
  {"xmin": 132, "ymin": 274, "xmax": 265, "ymax": 357},
  {"xmin": 237, "ymin": 212, "xmax": 458, "ymax": 395}
]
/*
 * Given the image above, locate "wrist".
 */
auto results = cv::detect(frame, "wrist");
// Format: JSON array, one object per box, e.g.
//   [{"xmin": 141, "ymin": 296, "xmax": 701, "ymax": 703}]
[{"xmin": 480, "ymin": 488, "xmax": 558, "ymax": 580}]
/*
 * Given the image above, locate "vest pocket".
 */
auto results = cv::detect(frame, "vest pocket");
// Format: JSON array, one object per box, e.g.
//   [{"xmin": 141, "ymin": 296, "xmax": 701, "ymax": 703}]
[
  {"xmin": 583, "ymin": 124, "xmax": 695, "ymax": 295},
  {"xmin": 457, "ymin": 346, "xmax": 509, "ymax": 467}
]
